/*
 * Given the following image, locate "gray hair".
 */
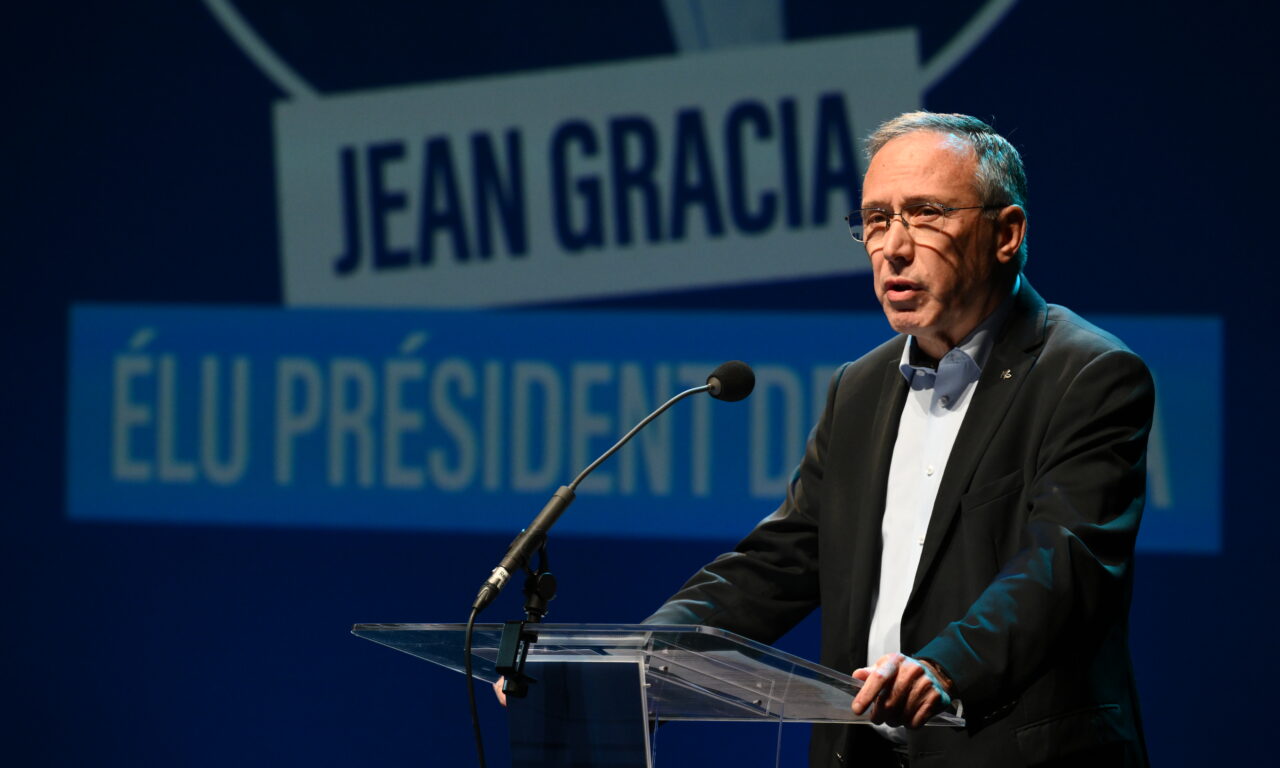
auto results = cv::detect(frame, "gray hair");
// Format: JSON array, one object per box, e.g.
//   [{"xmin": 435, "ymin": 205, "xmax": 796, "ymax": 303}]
[{"xmin": 866, "ymin": 112, "xmax": 1028, "ymax": 266}]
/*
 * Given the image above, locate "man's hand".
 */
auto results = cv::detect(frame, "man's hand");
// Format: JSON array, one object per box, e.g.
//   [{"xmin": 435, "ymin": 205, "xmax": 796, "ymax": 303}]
[
  {"xmin": 851, "ymin": 653, "xmax": 953, "ymax": 729},
  {"xmin": 493, "ymin": 677, "xmax": 507, "ymax": 707}
]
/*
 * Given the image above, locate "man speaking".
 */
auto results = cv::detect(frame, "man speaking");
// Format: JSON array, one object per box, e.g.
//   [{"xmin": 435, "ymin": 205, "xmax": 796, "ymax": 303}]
[{"xmin": 648, "ymin": 112, "xmax": 1152, "ymax": 767}]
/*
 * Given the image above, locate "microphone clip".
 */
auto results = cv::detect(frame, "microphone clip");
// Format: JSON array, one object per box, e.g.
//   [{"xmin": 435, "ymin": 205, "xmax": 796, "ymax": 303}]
[{"xmin": 495, "ymin": 544, "xmax": 556, "ymax": 699}]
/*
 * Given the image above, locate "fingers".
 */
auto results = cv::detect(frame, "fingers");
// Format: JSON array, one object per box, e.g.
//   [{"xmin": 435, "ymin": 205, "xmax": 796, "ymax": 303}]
[
  {"xmin": 851, "ymin": 654, "xmax": 901, "ymax": 717},
  {"xmin": 905, "ymin": 673, "xmax": 941, "ymax": 728},
  {"xmin": 911, "ymin": 695, "xmax": 943, "ymax": 727},
  {"xmin": 492, "ymin": 677, "xmax": 508, "ymax": 707},
  {"xmin": 881, "ymin": 657, "xmax": 921, "ymax": 727},
  {"xmin": 850, "ymin": 656, "xmax": 883, "ymax": 715},
  {"xmin": 850, "ymin": 654, "xmax": 946, "ymax": 728}
]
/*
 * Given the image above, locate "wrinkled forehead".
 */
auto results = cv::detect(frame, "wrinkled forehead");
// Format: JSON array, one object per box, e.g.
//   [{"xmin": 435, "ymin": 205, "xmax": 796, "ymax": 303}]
[
  {"xmin": 862, "ymin": 130, "xmax": 980, "ymax": 205},
  {"xmin": 873, "ymin": 127, "xmax": 974, "ymax": 154}
]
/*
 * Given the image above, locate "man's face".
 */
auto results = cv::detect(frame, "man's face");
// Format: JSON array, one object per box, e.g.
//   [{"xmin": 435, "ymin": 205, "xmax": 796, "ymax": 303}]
[{"xmin": 860, "ymin": 131, "xmax": 1014, "ymax": 358}]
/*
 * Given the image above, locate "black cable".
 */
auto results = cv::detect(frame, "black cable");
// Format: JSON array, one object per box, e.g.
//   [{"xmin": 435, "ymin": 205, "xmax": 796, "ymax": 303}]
[{"xmin": 465, "ymin": 605, "xmax": 486, "ymax": 768}]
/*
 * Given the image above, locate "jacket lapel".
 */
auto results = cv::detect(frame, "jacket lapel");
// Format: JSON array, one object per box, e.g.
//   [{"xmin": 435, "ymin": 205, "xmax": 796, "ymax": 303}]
[{"xmin": 907, "ymin": 281, "xmax": 1049, "ymax": 602}]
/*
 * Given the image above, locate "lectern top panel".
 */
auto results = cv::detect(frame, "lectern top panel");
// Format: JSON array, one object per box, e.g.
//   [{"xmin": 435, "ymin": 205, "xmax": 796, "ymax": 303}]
[{"xmin": 351, "ymin": 622, "xmax": 963, "ymax": 726}]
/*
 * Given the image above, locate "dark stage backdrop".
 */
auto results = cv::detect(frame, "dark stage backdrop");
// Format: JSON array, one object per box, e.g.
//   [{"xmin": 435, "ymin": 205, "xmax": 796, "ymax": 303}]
[{"xmin": 5, "ymin": 1, "xmax": 1273, "ymax": 765}]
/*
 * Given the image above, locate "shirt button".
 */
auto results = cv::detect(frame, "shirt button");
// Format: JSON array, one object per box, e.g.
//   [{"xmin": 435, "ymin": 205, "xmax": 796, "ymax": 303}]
[
  {"xmin": 925, "ymin": 465, "xmax": 935, "ymax": 476},
  {"xmin": 917, "ymin": 536, "xmax": 926, "ymax": 546}
]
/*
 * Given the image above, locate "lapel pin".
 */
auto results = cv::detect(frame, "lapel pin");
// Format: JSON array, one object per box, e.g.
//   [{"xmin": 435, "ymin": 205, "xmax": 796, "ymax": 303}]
[{"xmin": 999, "ymin": 369, "xmax": 1013, "ymax": 380}]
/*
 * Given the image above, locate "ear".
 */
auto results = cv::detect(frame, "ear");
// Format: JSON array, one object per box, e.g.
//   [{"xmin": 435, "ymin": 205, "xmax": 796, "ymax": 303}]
[{"xmin": 993, "ymin": 205, "xmax": 1027, "ymax": 265}]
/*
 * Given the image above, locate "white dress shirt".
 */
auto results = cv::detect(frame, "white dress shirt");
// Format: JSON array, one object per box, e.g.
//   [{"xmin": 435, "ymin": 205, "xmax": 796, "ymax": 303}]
[{"xmin": 864, "ymin": 280, "xmax": 1016, "ymax": 742}]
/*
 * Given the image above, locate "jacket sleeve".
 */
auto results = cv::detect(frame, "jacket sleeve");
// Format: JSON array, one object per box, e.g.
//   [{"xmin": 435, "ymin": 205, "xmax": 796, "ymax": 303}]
[
  {"xmin": 915, "ymin": 346, "xmax": 1154, "ymax": 710},
  {"xmin": 643, "ymin": 363, "xmax": 851, "ymax": 645}
]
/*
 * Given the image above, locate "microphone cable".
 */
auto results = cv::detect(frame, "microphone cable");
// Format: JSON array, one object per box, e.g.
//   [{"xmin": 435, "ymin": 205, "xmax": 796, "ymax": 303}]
[{"xmin": 465, "ymin": 606, "xmax": 486, "ymax": 768}]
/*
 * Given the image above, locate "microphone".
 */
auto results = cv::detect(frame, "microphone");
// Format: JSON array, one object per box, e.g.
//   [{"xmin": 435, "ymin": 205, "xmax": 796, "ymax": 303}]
[
  {"xmin": 471, "ymin": 361, "xmax": 755, "ymax": 612},
  {"xmin": 706, "ymin": 360, "xmax": 755, "ymax": 402}
]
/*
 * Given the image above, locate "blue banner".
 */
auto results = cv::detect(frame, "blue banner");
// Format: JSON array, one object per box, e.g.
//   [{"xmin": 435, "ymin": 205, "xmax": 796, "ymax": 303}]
[{"xmin": 66, "ymin": 304, "xmax": 1220, "ymax": 552}]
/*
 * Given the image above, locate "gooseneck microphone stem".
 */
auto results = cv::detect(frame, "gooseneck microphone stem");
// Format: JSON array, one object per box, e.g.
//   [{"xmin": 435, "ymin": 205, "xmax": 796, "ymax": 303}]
[
  {"xmin": 571, "ymin": 383, "xmax": 711, "ymax": 491},
  {"xmin": 465, "ymin": 361, "xmax": 753, "ymax": 767},
  {"xmin": 471, "ymin": 383, "xmax": 712, "ymax": 613}
]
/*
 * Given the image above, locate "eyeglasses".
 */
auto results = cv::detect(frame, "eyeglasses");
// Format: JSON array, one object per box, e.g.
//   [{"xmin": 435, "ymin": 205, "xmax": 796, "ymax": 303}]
[{"xmin": 845, "ymin": 202, "xmax": 1003, "ymax": 245}]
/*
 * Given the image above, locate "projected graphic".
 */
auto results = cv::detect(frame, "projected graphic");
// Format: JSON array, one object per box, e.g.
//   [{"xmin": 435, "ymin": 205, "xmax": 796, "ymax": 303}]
[{"xmin": 67, "ymin": 305, "xmax": 1220, "ymax": 552}]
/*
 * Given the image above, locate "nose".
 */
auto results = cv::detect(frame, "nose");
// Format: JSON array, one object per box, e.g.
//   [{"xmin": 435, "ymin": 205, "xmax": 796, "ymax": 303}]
[{"xmin": 877, "ymin": 214, "xmax": 914, "ymax": 263}]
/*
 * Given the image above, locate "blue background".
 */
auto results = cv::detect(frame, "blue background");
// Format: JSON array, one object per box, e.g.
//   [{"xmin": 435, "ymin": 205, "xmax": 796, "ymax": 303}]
[
  {"xmin": 64, "ymin": 305, "xmax": 1219, "ymax": 552},
  {"xmin": 5, "ymin": 1, "xmax": 1274, "ymax": 765}
]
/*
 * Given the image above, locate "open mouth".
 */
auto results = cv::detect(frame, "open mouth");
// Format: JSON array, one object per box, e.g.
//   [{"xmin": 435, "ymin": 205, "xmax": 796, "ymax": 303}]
[{"xmin": 884, "ymin": 279, "xmax": 921, "ymax": 302}]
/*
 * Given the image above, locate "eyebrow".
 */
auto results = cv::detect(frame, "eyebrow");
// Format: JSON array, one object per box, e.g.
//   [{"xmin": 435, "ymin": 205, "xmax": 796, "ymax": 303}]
[{"xmin": 858, "ymin": 196, "xmax": 948, "ymax": 210}]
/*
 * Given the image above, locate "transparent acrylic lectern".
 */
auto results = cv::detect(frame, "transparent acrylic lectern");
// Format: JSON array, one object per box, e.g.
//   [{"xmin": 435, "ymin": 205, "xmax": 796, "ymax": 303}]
[{"xmin": 353, "ymin": 623, "xmax": 963, "ymax": 767}]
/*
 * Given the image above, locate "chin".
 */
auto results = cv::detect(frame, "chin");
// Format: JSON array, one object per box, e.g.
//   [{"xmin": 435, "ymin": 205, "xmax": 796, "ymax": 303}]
[
  {"xmin": 886, "ymin": 319, "xmax": 920, "ymax": 337},
  {"xmin": 884, "ymin": 310, "xmax": 929, "ymax": 337}
]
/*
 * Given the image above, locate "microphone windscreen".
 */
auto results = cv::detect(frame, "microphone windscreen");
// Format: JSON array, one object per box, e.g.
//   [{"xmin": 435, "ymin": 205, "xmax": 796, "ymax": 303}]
[{"xmin": 707, "ymin": 360, "xmax": 755, "ymax": 402}]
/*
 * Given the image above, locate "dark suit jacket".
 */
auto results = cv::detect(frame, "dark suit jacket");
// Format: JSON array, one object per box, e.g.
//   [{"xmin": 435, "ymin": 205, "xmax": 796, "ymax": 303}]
[{"xmin": 648, "ymin": 280, "xmax": 1153, "ymax": 767}]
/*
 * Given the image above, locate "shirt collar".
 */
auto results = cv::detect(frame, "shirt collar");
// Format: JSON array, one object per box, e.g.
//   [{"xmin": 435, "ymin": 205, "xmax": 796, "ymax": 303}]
[{"xmin": 897, "ymin": 273, "xmax": 1020, "ymax": 384}]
